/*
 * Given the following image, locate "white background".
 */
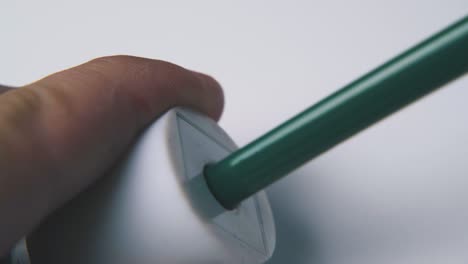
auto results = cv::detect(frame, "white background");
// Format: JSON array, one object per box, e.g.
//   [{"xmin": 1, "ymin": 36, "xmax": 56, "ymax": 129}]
[{"xmin": 1, "ymin": 1, "xmax": 468, "ymax": 263}]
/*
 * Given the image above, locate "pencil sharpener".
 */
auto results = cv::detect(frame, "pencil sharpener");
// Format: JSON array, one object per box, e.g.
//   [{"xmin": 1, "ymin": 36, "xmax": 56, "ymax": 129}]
[{"xmin": 20, "ymin": 108, "xmax": 275, "ymax": 264}]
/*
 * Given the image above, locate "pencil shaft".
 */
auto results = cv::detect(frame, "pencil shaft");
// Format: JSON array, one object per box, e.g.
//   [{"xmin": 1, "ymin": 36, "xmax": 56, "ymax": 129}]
[{"xmin": 205, "ymin": 16, "xmax": 468, "ymax": 209}]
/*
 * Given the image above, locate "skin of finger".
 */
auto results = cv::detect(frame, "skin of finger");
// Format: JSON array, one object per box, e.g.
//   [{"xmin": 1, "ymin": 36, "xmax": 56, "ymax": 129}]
[
  {"xmin": 0, "ymin": 55, "xmax": 224, "ymax": 255},
  {"xmin": 0, "ymin": 85, "xmax": 14, "ymax": 94}
]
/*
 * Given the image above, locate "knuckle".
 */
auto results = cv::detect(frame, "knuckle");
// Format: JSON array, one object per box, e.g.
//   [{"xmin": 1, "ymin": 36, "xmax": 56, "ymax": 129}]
[
  {"xmin": 88, "ymin": 55, "xmax": 161, "ymax": 69},
  {"xmin": 88, "ymin": 55, "xmax": 131, "ymax": 66},
  {"xmin": 0, "ymin": 87, "xmax": 42, "ymax": 127},
  {"xmin": 88, "ymin": 55, "xmax": 178, "ymax": 76},
  {"xmin": 0, "ymin": 88, "xmax": 43, "ymax": 156}
]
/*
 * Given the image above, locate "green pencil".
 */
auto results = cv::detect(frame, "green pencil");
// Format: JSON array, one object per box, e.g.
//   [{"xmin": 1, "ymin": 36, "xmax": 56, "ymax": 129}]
[{"xmin": 205, "ymin": 15, "xmax": 468, "ymax": 210}]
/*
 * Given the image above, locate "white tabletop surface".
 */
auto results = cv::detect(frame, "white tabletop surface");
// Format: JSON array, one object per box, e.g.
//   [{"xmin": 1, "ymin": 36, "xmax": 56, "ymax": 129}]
[{"xmin": 2, "ymin": 1, "xmax": 468, "ymax": 263}]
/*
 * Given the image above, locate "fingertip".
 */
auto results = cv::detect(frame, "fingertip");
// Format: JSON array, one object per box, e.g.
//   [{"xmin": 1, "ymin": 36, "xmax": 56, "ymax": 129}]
[
  {"xmin": 80, "ymin": 56, "xmax": 226, "ymax": 123},
  {"xmin": 189, "ymin": 71, "xmax": 225, "ymax": 122}
]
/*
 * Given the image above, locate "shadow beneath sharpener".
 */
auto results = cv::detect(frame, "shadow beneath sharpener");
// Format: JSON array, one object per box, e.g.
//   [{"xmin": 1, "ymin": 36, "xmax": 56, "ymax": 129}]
[{"xmin": 265, "ymin": 172, "xmax": 324, "ymax": 264}]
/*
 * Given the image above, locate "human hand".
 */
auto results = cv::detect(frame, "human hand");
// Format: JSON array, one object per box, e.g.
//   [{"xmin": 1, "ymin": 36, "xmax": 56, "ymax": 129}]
[{"xmin": 0, "ymin": 56, "xmax": 224, "ymax": 256}]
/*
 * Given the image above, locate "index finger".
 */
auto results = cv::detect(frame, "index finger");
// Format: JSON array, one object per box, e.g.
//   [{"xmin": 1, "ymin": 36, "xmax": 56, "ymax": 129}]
[
  {"xmin": 0, "ymin": 56, "xmax": 224, "ymax": 255},
  {"xmin": 0, "ymin": 85, "xmax": 14, "ymax": 94}
]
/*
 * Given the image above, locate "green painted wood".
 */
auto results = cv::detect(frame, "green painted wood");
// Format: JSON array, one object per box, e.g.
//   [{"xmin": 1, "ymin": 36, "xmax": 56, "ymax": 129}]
[{"xmin": 205, "ymin": 16, "xmax": 468, "ymax": 209}]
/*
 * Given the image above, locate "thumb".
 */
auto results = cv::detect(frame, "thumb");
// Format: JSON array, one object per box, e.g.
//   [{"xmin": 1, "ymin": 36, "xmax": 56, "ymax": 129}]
[{"xmin": 0, "ymin": 55, "xmax": 224, "ymax": 255}]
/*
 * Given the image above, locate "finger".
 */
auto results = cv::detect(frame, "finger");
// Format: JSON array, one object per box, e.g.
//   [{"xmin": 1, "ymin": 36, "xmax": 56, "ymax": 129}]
[
  {"xmin": 0, "ymin": 85, "xmax": 14, "ymax": 95},
  {"xmin": 0, "ymin": 55, "xmax": 224, "ymax": 255}
]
